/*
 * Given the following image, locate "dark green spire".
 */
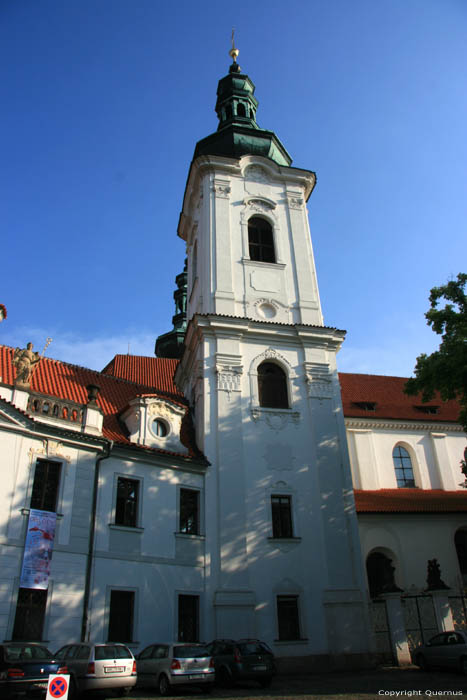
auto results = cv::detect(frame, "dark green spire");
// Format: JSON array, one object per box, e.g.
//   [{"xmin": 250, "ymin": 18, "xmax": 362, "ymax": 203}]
[
  {"xmin": 155, "ymin": 260, "xmax": 187, "ymax": 359},
  {"xmin": 193, "ymin": 47, "xmax": 292, "ymax": 166}
]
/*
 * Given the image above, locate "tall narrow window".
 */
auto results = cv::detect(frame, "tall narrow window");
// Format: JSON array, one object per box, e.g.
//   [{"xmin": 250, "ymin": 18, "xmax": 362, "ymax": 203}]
[
  {"xmin": 277, "ymin": 595, "xmax": 300, "ymax": 640},
  {"xmin": 180, "ymin": 489, "xmax": 200, "ymax": 535},
  {"xmin": 178, "ymin": 594, "xmax": 199, "ymax": 642},
  {"xmin": 271, "ymin": 495, "xmax": 293, "ymax": 538},
  {"xmin": 12, "ymin": 589, "xmax": 48, "ymax": 641},
  {"xmin": 115, "ymin": 477, "xmax": 139, "ymax": 527},
  {"xmin": 248, "ymin": 217, "xmax": 275, "ymax": 263},
  {"xmin": 455, "ymin": 529, "xmax": 467, "ymax": 586},
  {"xmin": 108, "ymin": 590, "xmax": 134, "ymax": 642},
  {"xmin": 392, "ymin": 446, "xmax": 415, "ymax": 488},
  {"xmin": 258, "ymin": 362, "xmax": 289, "ymax": 408},
  {"xmin": 30, "ymin": 459, "xmax": 61, "ymax": 512}
]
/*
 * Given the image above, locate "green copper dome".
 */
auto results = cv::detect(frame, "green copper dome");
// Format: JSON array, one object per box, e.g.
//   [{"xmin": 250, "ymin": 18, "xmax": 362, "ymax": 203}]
[{"xmin": 193, "ymin": 59, "xmax": 292, "ymax": 166}]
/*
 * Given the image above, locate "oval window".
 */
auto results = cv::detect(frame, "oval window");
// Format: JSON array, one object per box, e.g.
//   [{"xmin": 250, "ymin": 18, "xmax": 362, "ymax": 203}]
[{"xmin": 153, "ymin": 419, "xmax": 168, "ymax": 438}]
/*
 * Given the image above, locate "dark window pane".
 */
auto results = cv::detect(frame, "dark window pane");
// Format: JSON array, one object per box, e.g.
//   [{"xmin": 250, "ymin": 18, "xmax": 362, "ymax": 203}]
[
  {"xmin": 108, "ymin": 591, "xmax": 134, "ymax": 643},
  {"xmin": 277, "ymin": 595, "xmax": 300, "ymax": 640},
  {"xmin": 115, "ymin": 478, "xmax": 139, "ymax": 527},
  {"xmin": 258, "ymin": 362, "xmax": 289, "ymax": 408},
  {"xmin": 392, "ymin": 446, "xmax": 415, "ymax": 488},
  {"xmin": 248, "ymin": 217, "xmax": 275, "ymax": 263},
  {"xmin": 30, "ymin": 460, "xmax": 61, "ymax": 512},
  {"xmin": 271, "ymin": 495, "xmax": 293, "ymax": 538},
  {"xmin": 180, "ymin": 489, "xmax": 199, "ymax": 535},
  {"xmin": 178, "ymin": 595, "xmax": 199, "ymax": 642},
  {"xmin": 12, "ymin": 588, "xmax": 47, "ymax": 641},
  {"xmin": 455, "ymin": 530, "xmax": 467, "ymax": 586}
]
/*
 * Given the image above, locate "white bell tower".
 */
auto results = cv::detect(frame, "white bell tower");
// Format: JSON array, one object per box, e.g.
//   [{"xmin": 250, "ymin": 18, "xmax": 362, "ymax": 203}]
[{"xmin": 175, "ymin": 47, "xmax": 373, "ymax": 666}]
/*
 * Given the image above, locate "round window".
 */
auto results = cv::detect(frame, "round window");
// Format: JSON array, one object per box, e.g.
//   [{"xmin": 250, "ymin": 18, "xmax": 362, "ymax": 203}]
[{"xmin": 152, "ymin": 419, "xmax": 168, "ymax": 438}]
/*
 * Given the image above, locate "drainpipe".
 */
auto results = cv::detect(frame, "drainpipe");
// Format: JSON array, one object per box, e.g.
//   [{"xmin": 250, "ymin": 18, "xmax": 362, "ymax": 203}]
[{"xmin": 81, "ymin": 439, "xmax": 113, "ymax": 642}]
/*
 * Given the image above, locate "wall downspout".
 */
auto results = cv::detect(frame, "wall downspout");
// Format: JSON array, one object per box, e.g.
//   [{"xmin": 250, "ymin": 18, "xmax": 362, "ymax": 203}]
[{"xmin": 81, "ymin": 440, "xmax": 113, "ymax": 642}]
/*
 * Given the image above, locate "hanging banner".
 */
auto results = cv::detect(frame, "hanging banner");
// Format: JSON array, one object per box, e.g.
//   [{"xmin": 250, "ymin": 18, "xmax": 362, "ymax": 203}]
[{"xmin": 20, "ymin": 509, "xmax": 57, "ymax": 589}]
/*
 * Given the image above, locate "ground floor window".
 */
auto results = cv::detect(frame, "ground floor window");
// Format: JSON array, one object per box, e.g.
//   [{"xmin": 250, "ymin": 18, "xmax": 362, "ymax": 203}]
[
  {"xmin": 277, "ymin": 594, "xmax": 300, "ymax": 640},
  {"xmin": 12, "ymin": 588, "xmax": 47, "ymax": 641},
  {"xmin": 178, "ymin": 594, "xmax": 199, "ymax": 642},
  {"xmin": 108, "ymin": 590, "xmax": 134, "ymax": 642}
]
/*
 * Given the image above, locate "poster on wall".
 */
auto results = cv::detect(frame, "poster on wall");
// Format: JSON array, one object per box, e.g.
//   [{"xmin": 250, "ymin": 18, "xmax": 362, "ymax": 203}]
[{"xmin": 20, "ymin": 509, "xmax": 57, "ymax": 590}]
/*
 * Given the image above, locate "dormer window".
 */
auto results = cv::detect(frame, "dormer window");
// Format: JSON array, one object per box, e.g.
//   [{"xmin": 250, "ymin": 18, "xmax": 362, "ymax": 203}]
[
  {"xmin": 414, "ymin": 405, "xmax": 439, "ymax": 415},
  {"xmin": 352, "ymin": 401, "xmax": 377, "ymax": 411}
]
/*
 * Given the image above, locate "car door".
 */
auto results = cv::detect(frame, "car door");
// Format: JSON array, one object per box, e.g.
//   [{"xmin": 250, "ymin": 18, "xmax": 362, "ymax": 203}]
[
  {"xmin": 136, "ymin": 645, "xmax": 155, "ymax": 686},
  {"xmin": 152, "ymin": 644, "xmax": 169, "ymax": 682},
  {"xmin": 425, "ymin": 633, "xmax": 448, "ymax": 667},
  {"xmin": 443, "ymin": 633, "xmax": 466, "ymax": 669}
]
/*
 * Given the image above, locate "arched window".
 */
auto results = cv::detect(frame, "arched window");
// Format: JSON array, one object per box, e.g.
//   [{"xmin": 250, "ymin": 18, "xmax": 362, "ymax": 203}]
[
  {"xmin": 248, "ymin": 217, "xmax": 275, "ymax": 263},
  {"xmin": 258, "ymin": 362, "xmax": 289, "ymax": 408},
  {"xmin": 237, "ymin": 102, "xmax": 246, "ymax": 117},
  {"xmin": 455, "ymin": 529, "xmax": 467, "ymax": 586},
  {"xmin": 392, "ymin": 445, "xmax": 415, "ymax": 488},
  {"xmin": 366, "ymin": 551, "xmax": 401, "ymax": 598}
]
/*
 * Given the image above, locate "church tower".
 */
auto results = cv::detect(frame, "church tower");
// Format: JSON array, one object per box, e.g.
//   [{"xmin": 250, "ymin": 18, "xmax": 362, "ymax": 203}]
[{"xmin": 175, "ymin": 44, "xmax": 372, "ymax": 665}]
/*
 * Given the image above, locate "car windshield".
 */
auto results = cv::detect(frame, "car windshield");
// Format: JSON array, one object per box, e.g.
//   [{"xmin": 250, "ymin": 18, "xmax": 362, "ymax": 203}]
[
  {"xmin": 95, "ymin": 645, "xmax": 132, "ymax": 660},
  {"xmin": 5, "ymin": 645, "xmax": 52, "ymax": 660},
  {"xmin": 174, "ymin": 645, "xmax": 210, "ymax": 658},
  {"xmin": 237, "ymin": 642, "xmax": 272, "ymax": 655}
]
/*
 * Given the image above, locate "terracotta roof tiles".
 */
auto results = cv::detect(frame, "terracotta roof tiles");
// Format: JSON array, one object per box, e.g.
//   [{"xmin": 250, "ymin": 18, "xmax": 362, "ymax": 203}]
[{"xmin": 354, "ymin": 489, "xmax": 467, "ymax": 513}]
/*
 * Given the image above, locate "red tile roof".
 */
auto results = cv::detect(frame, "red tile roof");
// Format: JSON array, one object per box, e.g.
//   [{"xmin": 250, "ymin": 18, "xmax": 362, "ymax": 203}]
[
  {"xmin": 102, "ymin": 354, "xmax": 181, "ymax": 397},
  {"xmin": 0, "ymin": 346, "xmax": 194, "ymax": 458},
  {"xmin": 354, "ymin": 489, "xmax": 467, "ymax": 513},
  {"xmin": 339, "ymin": 372, "xmax": 460, "ymax": 423}
]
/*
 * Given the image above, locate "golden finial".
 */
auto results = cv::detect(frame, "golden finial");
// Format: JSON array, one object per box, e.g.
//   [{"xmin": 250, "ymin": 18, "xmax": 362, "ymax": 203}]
[{"xmin": 229, "ymin": 28, "xmax": 239, "ymax": 63}]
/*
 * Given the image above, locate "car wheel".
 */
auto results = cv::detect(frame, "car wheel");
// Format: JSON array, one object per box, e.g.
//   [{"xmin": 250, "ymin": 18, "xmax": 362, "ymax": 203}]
[
  {"xmin": 115, "ymin": 688, "xmax": 131, "ymax": 697},
  {"xmin": 259, "ymin": 677, "xmax": 272, "ymax": 688},
  {"xmin": 217, "ymin": 667, "xmax": 233, "ymax": 688},
  {"xmin": 158, "ymin": 673, "xmax": 171, "ymax": 696},
  {"xmin": 416, "ymin": 654, "xmax": 430, "ymax": 671},
  {"xmin": 459, "ymin": 656, "xmax": 467, "ymax": 675},
  {"xmin": 200, "ymin": 684, "xmax": 212, "ymax": 694}
]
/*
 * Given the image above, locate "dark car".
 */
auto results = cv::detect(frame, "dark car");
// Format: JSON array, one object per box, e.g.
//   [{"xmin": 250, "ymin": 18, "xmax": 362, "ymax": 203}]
[
  {"xmin": 206, "ymin": 638, "xmax": 275, "ymax": 688},
  {"xmin": 413, "ymin": 630, "xmax": 467, "ymax": 674},
  {"xmin": 0, "ymin": 642, "xmax": 68, "ymax": 699}
]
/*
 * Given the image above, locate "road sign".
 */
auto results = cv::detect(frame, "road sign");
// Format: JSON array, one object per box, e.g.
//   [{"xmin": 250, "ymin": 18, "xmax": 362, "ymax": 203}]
[{"xmin": 46, "ymin": 674, "xmax": 70, "ymax": 700}]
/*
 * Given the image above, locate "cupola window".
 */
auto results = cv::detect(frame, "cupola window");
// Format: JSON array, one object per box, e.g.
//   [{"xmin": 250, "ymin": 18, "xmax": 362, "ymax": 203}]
[
  {"xmin": 248, "ymin": 216, "xmax": 275, "ymax": 263},
  {"xmin": 237, "ymin": 102, "xmax": 246, "ymax": 117},
  {"xmin": 258, "ymin": 362, "xmax": 289, "ymax": 408}
]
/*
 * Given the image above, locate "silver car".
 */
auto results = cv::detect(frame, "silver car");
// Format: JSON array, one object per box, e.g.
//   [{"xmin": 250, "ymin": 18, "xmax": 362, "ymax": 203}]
[
  {"xmin": 136, "ymin": 643, "xmax": 215, "ymax": 695},
  {"xmin": 54, "ymin": 642, "xmax": 137, "ymax": 696},
  {"xmin": 413, "ymin": 630, "xmax": 467, "ymax": 673}
]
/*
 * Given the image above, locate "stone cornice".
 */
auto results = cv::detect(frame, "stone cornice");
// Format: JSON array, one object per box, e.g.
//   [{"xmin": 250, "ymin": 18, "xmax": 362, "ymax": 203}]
[{"xmin": 345, "ymin": 417, "xmax": 463, "ymax": 433}]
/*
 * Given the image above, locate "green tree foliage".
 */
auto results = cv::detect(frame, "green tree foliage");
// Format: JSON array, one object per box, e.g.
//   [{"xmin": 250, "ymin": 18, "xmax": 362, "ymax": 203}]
[{"xmin": 405, "ymin": 273, "xmax": 467, "ymax": 482}]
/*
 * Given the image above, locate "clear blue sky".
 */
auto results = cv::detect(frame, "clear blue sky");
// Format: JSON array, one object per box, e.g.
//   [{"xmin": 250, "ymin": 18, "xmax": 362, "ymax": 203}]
[{"xmin": 2, "ymin": 0, "xmax": 466, "ymax": 376}]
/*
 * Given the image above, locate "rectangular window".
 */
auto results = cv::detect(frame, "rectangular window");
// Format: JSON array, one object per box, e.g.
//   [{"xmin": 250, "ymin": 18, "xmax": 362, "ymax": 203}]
[
  {"xmin": 180, "ymin": 489, "xmax": 200, "ymax": 535},
  {"xmin": 30, "ymin": 459, "xmax": 61, "ymax": 512},
  {"xmin": 108, "ymin": 590, "xmax": 134, "ymax": 642},
  {"xmin": 277, "ymin": 595, "xmax": 300, "ymax": 641},
  {"xmin": 271, "ymin": 495, "xmax": 293, "ymax": 538},
  {"xmin": 115, "ymin": 477, "xmax": 139, "ymax": 527},
  {"xmin": 178, "ymin": 594, "xmax": 199, "ymax": 642},
  {"xmin": 12, "ymin": 588, "xmax": 48, "ymax": 641}
]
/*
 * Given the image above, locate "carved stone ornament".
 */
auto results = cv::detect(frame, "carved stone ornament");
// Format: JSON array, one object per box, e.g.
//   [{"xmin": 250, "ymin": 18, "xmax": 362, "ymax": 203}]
[
  {"xmin": 212, "ymin": 180, "xmax": 231, "ymax": 199},
  {"xmin": 247, "ymin": 199, "xmax": 274, "ymax": 215},
  {"xmin": 305, "ymin": 363, "xmax": 334, "ymax": 399},
  {"xmin": 287, "ymin": 194, "xmax": 304, "ymax": 210},
  {"xmin": 216, "ymin": 364, "xmax": 243, "ymax": 393},
  {"xmin": 251, "ymin": 409, "xmax": 300, "ymax": 431},
  {"xmin": 245, "ymin": 165, "xmax": 268, "ymax": 183}
]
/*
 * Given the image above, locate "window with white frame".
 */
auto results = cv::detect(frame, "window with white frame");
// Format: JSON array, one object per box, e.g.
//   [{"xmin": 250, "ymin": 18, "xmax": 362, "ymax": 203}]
[
  {"xmin": 392, "ymin": 445, "xmax": 415, "ymax": 488},
  {"xmin": 271, "ymin": 495, "xmax": 293, "ymax": 538},
  {"xmin": 258, "ymin": 362, "xmax": 289, "ymax": 408},
  {"xmin": 276, "ymin": 595, "xmax": 301, "ymax": 640},
  {"xmin": 248, "ymin": 216, "xmax": 275, "ymax": 263},
  {"xmin": 30, "ymin": 459, "xmax": 61, "ymax": 512},
  {"xmin": 179, "ymin": 488, "xmax": 200, "ymax": 535},
  {"xmin": 115, "ymin": 477, "xmax": 140, "ymax": 527}
]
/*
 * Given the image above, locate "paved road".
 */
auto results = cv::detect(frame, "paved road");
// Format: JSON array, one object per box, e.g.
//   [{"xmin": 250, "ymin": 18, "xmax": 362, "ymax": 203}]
[{"xmin": 87, "ymin": 667, "xmax": 467, "ymax": 700}]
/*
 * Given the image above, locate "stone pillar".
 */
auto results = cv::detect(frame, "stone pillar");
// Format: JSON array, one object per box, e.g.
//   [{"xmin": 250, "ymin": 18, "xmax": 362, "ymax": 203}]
[
  {"xmin": 431, "ymin": 590, "xmax": 454, "ymax": 631},
  {"xmin": 382, "ymin": 594, "xmax": 412, "ymax": 666}
]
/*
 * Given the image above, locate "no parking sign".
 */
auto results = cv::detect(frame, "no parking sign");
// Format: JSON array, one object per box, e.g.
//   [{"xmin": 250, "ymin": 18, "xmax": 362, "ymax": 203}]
[{"xmin": 46, "ymin": 674, "xmax": 70, "ymax": 700}]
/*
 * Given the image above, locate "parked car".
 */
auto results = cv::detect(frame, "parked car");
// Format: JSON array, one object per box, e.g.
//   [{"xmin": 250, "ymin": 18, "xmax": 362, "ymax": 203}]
[
  {"xmin": 54, "ymin": 643, "xmax": 136, "ymax": 696},
  {"xmin": 136, "ymin": 642, "xmax": 215, "ymax": 695},
  {"xmin": 206, "ymin": 638, "xmax": 275, "ymax": 688},
  {"xmin": 0, "ymin": 642, "xmax": 68, "ymax": 699},
  {"xmin": 413, "ymin": 630, "xmax": 467, "ymax": 673}
]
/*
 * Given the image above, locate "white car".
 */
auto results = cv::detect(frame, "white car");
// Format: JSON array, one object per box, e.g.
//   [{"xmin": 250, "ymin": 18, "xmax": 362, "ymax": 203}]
[{"xmin": 54, "ymin": 643, "xmax": 137, "ymax": 696}]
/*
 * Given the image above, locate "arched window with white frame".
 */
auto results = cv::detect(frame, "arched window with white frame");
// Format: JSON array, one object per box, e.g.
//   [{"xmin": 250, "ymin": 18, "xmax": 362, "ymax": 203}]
[
  {"xmin": 258, "ymin": 361, "xmax": 289, "ymax": 408},
  {"xmin": 392, "ymin": 445, "xmax": 416, "ymax": 488},
  {"xmin": 248, "ymin": 216, "xmax": 275, "ymax": 263}
]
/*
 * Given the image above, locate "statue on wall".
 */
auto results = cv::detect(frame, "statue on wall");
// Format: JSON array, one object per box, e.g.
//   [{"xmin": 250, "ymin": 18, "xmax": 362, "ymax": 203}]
[
  {"xmin": 13, "ymin": 343, "xmax": 41, "ymax": 387},
  {"xmin": 426, "ymin": 558, "xmax": 449, "ymax": 590}
]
